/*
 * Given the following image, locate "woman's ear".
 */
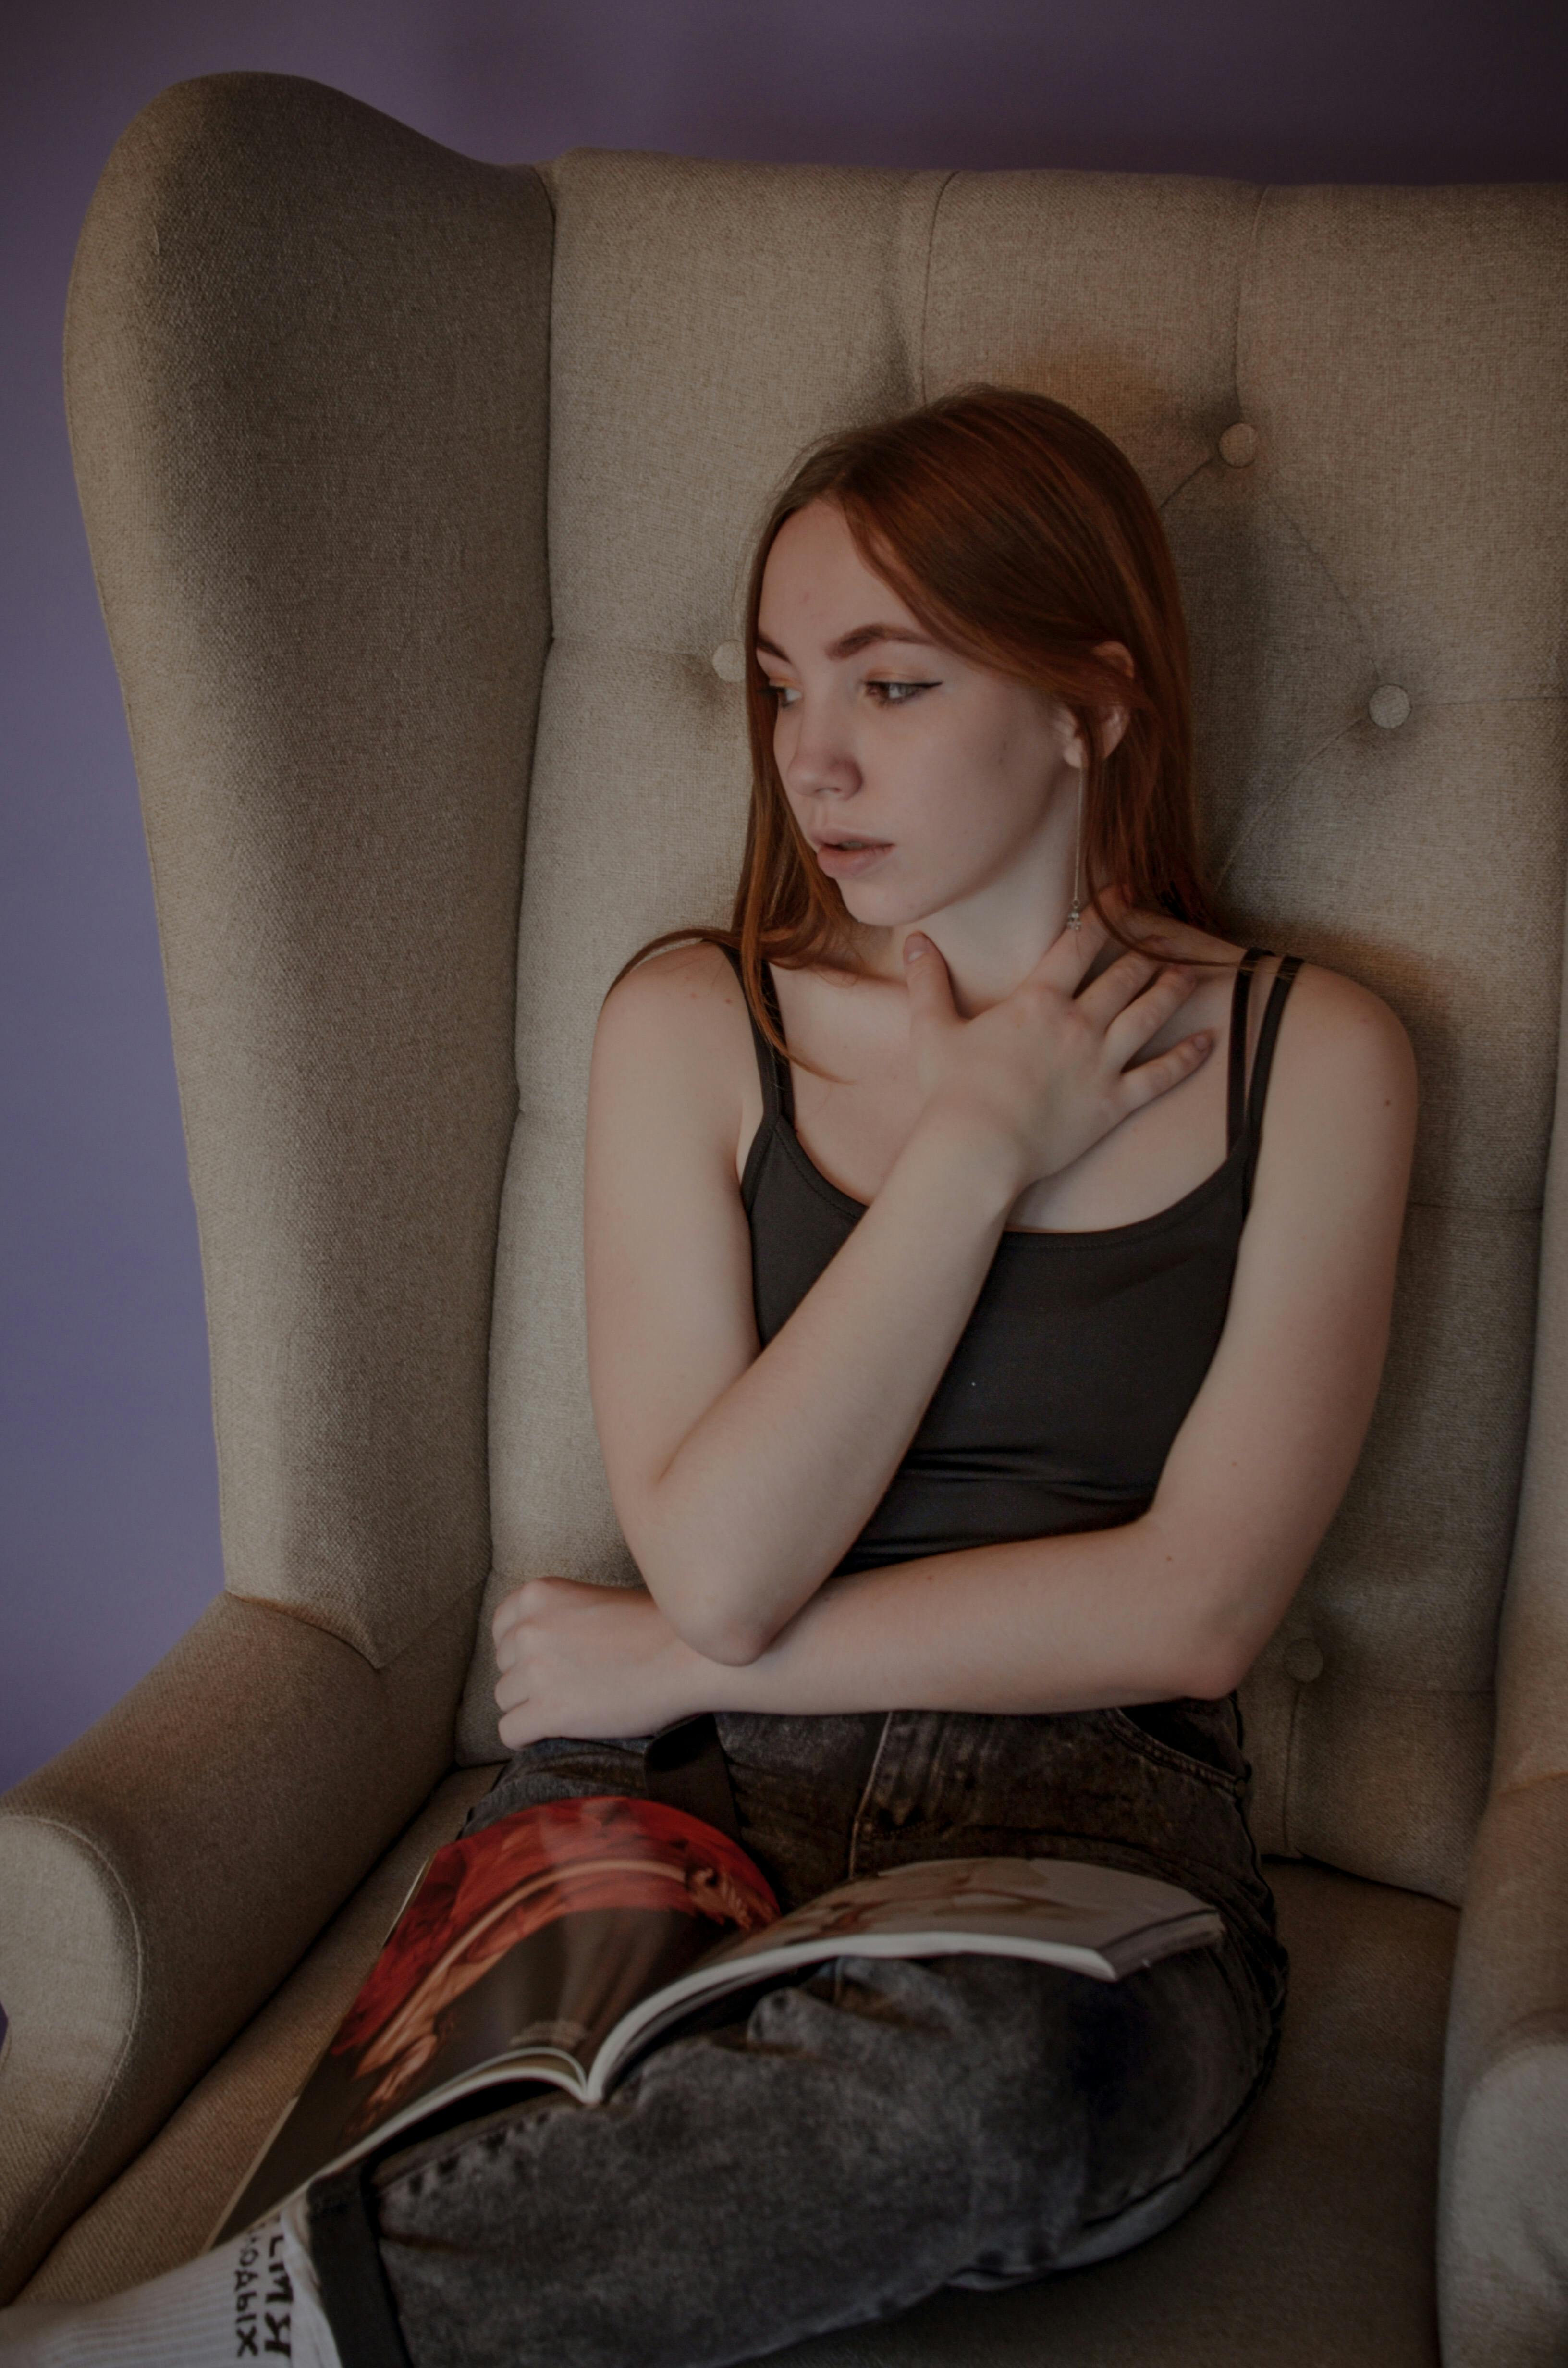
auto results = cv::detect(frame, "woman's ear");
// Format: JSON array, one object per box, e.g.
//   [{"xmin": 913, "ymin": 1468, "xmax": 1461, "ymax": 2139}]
[
  {"xmin": 1092, "ymin": 641, "xmax": 1135, "ymax": 762},
  {"xmin": 1055, "ymin": 644, "xmax": 1135, "ymax": 771}
]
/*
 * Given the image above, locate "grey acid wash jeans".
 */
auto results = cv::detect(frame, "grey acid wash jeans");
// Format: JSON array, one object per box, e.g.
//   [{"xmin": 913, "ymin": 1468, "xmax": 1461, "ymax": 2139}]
[{"xmin": 306, "ymin": 1702, "xmax": 1286, "ymax": 2368}]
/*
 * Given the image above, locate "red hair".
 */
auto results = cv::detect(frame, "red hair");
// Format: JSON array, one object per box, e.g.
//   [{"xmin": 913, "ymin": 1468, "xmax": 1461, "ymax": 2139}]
[{"xmin": 611, "ymin": 385, "xmax": 1214, "ymax": 1061}]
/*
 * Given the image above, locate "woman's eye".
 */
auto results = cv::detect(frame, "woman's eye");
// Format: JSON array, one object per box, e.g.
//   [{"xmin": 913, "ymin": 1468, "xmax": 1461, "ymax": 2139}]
[
  {"xmin": 868, "ymin": 679, "xmax": 935, "ymax": 706},
  {"xmin": 768, "ymin": 683, "xmax": 801, "ymax": 708}
]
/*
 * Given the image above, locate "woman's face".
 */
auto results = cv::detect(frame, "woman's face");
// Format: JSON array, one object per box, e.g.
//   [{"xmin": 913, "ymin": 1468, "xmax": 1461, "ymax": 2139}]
[{"xmin": 756, "ymin": 499, "xmax": 1084, "ymax": 937}]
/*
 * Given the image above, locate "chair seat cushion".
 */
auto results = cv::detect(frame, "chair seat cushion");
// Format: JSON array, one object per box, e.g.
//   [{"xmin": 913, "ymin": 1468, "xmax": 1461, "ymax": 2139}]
[{"xmin": 20, "ymin": 1798, "xmax": 1454, "ymax": 2366}]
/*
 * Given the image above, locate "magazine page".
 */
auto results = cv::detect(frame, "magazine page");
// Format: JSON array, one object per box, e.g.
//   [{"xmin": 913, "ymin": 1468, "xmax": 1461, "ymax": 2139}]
[
  {"xmin": 212, "ymin": 1796, "xmax": 778, "ymax": 2242},
  {"xmin": 587, "ymin": 1855, "xmax": 1223, "ymax": 2097}
]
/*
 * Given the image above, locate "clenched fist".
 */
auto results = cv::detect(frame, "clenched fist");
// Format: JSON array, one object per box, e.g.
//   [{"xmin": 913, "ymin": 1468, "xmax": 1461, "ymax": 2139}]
[{"xmin": 492, "ymin": 1575, "xmax": 703, "ymax": 1751}]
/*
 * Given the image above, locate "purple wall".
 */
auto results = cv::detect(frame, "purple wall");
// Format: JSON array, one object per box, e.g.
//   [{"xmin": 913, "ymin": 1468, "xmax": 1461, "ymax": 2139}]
[{"xmin": 3, "ymin": 0, "xmax": 1565, "ymax": 1795}]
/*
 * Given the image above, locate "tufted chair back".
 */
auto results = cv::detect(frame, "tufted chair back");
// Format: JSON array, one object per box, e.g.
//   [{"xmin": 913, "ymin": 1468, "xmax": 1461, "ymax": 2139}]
[{"xmin": 457, "ymin": 154, "xmax": 1567, "ymax": 1924}]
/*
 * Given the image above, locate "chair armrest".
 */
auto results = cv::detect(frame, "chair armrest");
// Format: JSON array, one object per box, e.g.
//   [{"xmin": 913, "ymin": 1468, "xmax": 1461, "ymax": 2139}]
[
  {"xmin": 1440, "ymin": 1774, "xmax": 1568, "ymax": 2366},
  {"xmin": 1443, "ymin": 958, "xmax": 1568, "ymax": 2366},
  {"xmin": 0, "ymin": 1591, "xmax": 473, "ymax": 2301}
]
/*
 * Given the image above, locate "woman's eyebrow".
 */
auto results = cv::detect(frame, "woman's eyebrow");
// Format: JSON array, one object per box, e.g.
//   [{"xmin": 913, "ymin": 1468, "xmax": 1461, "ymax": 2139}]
[
  {"xmin": 827, "ymin": 624, "xmax": 938, "ymax": 660},
  {"xmin": 753, "ymin": 625, "xmax": 937, "ymax": 665}
]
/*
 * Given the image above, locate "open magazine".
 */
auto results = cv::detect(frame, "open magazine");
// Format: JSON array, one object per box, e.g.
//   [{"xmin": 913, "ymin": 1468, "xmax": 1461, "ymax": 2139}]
[{"xmin": 214, "ymin": 1792, "xmax": 1222, "ymax": 2243}]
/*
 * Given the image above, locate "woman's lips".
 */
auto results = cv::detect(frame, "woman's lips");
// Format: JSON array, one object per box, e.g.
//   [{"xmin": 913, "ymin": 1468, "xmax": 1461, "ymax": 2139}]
[{"xmin": 814, "ymin": 840, "xmax": 893, "ymax": 877}]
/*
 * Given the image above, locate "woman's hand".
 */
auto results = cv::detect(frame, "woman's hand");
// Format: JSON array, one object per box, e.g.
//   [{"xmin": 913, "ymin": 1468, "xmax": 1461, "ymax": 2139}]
[
  {"xmin": 904, "ymin": 905, "xmax": 1211, "ymax": 1191},
  {"xmin": 492, "ymin": 1576, "xmax": 704, "ymax": 1751}
]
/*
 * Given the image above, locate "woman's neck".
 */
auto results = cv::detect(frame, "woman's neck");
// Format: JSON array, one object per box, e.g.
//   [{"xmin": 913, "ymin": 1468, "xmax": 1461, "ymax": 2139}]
[{"xmin": 856, "ymin": 901, "xmax": 1076, "ymax": 1019}]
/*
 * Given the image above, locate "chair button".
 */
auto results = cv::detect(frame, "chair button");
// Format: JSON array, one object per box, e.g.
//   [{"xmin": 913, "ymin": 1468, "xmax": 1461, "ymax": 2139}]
[
  {"xmin": 711, "ymin": 641, "xmax": 747, "ymax": 682},
  {"xmin": 1284, "ymin": 1638, "xmax": 1325, "ymax": 1684},
  {"xmin": 1369, "ymin": 684, "xmax": 1411, "ymax": 729},
  {"xmin": 1218, "ymin": 422, "xmax": 1258, "ymax": 467}
]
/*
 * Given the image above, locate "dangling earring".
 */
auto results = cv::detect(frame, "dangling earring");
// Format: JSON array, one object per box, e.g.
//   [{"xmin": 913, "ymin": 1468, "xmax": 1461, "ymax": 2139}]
[{"xmin": 1068, "ymin": 772, "xmax": 1085, "ymax": 932}]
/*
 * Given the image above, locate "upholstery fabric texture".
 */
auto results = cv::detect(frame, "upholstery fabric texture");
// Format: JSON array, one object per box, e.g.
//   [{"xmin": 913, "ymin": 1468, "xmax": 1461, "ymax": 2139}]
[{"xmin": 63, "ymin": 72, "xmax": 553, "ymax": 1668}]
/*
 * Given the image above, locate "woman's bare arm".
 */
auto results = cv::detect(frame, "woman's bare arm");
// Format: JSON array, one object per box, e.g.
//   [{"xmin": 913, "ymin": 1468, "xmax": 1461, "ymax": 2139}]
[
  {"xmin": 499, "ymin": 961, "xmax": 1413, "ymax": 1742},
  {"xmin": 586, "ymin": 920, "xmax": 1207, "ymax": 1663}
]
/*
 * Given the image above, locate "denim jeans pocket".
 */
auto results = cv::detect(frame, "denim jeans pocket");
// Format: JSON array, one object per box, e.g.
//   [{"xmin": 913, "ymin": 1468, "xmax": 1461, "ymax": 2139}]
[{"xmin": 1100, "ymin": 1703, "xmax": 1248, "ymax": 1796}]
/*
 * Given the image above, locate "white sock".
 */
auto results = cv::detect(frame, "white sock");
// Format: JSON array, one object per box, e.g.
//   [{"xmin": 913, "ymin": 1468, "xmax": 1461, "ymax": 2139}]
[{"xmin": 0, "ymin": 2201, "xmax": 341, "ymax": 2366}]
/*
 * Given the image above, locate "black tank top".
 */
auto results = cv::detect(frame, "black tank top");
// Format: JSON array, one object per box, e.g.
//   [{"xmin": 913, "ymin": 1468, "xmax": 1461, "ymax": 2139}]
[{"xmin": 722, "ymin": 944, "xmax": 1301, "ymax": 1576}]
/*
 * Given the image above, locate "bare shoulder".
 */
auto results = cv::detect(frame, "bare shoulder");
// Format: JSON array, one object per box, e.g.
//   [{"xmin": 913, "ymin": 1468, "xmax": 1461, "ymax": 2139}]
[
  {"xmin": 591, "ymin": 939, "xmax": 755, "ymax": 1159},
  {"xmin": 597, "ymin": 939, "xmax": 747, "ymax": 1063},
  {"xmin": 1130, "ymin": 908, "xmax": 1416, "ymax": 1192},
  {"xmin": 1127, "ymin": 910, "xmax": 1415, "ymax": 1101},
  {"xmin": 1138, "ymin": 912, "xmax": 1413, "ymax": 1093},
  {"xmin": 1271, "ymin": 961, "xmax": 1417, "ymax": 1116},
  {"xmin": 1254, "ymin": 960, "xmax": 1418, "ymax": 1219}
]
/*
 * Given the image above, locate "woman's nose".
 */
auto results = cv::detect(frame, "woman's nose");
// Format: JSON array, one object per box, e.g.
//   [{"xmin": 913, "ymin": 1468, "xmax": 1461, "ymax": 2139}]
[{"xmin": 779, "ymin": 697, "xmax": 860, "ymax": 798}]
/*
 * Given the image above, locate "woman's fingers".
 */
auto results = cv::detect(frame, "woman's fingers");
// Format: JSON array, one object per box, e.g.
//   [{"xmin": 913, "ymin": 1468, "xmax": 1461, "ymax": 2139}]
[
  {"xmin": 1034, "ymin": 902, "xmax": 1112, "ymax": 988},
  {"xmin": 1035, "ymin": 885, "xmax": 1143, "ymax": 988},
  {"xmin": 491, "ymin": 1583, "xmax": 528, "ymax": 1648},
  {"xmin": 1102, "ymin": 962, "xmax": 1201, "ymax": 1061},
  {"xmin": 1116, "ymin": 1029, "xmax": 1213, "ymax": 1111},
  {"xmin": 903, "ymin": 894, "xmax": 1214, "ymax": 1186},
  {"xmin": 902, "ymin": 932, "xmax": 959, "ymax": 1022},
  {"xmin": 1074, "ymin": 946, "xmax": 1166, "ymax": 1024},
  {"xmin": 492, "ymin": 1573, "xmax": 574, "ymax": 1649}
]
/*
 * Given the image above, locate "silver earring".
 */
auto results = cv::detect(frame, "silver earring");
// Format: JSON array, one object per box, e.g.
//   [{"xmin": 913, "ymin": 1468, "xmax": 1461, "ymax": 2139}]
[{"xmin": 1068, "ymin": 774, "xmax": 1084, "ymax": 931}]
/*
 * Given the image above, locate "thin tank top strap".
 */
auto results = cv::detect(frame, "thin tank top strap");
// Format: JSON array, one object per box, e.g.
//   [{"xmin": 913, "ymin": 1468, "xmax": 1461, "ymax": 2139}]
[
  {"xmin": 1242, "ymin": 952, "xmax": 1304, "ymax": 1205},
  {"xmin": 719, "ymin": 941, "xmax": 794, "ymax": 1127},
  {"xmin": 1226, "ymin": 949, "xmax": 1266, "ymax": 1156}
]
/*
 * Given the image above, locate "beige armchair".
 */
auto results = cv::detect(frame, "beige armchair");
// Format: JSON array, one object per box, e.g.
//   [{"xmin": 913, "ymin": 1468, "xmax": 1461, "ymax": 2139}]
[{"xmin": 1, "ymin": 69, "xmax": 1564, "ymax": 2365}]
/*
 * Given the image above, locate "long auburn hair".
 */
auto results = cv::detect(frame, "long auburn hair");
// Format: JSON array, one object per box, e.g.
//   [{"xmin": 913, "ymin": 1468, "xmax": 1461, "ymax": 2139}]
[{"xmin": 608, "ymin": 385, "xmax": 1215, "ymax": 1067}]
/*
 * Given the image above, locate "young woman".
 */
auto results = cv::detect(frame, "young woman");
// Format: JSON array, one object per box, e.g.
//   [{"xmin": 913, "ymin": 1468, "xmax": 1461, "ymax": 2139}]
[{"xmin": 0, "ymin": 389, "xmax": 1415, "ymax": 2368}]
